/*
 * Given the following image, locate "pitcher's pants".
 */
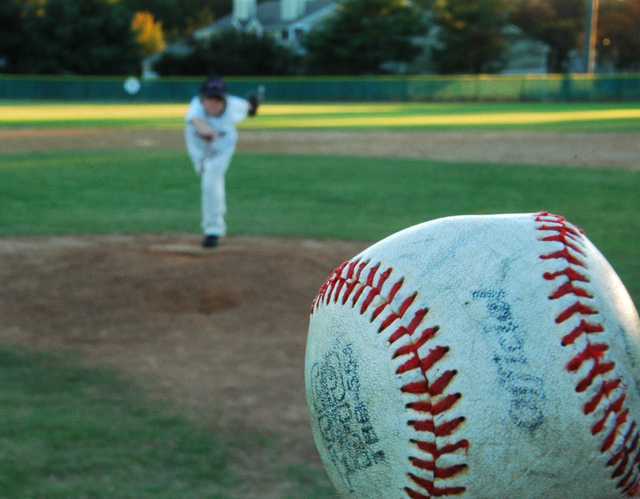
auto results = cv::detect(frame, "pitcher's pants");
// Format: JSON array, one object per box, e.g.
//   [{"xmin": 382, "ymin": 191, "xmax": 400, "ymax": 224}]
[{"xmin": 200, "ymin": 148, "xmax": 234, "ymax": 236}]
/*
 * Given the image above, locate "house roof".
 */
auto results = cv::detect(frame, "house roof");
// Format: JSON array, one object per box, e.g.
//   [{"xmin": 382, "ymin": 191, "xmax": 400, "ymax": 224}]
[{"xmin": 196, "ymin": 0, "xmax": 336, "ymax": 36}]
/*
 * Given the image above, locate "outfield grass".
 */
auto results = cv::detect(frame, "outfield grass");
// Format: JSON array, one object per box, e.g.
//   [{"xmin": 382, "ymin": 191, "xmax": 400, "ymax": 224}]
[
  {"xmin": 2, "ymin": 101, "xmax": 640, "ymax": 131},
  {"xmin": 0, "ymin": 345, "xmax": 334, "ymax": 499},
  {"xmin": 0, "ymin": 345, "xmax": 234, "ymax": 498}
]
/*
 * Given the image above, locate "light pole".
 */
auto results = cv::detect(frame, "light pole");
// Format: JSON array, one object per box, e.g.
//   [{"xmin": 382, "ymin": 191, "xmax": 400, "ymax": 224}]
[{"xmin": 582, "ymin": 0, "xmax": 600, "ymax": 73}]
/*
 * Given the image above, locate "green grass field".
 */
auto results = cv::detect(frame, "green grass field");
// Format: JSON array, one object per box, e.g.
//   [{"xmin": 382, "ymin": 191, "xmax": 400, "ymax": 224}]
[
  {"xmin": 1, "ymin": 100, "xmax": 639, "ymax": 498},
  {"xmin": 0, "ymin": 346, "xmax": 233, "ymax": 497},
  {"xmin": 2, "ymin": 100, "xmax": 640, "ymax": 131}
]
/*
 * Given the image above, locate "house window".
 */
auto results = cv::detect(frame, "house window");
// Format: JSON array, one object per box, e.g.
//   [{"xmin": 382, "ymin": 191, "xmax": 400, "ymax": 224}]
[
  {"xmin": 294, "ymin": 29, "xmax": 305, "ymax": 41},
  {"xmin": 281, "ymin": 30, "xmax": 289, "ymax": 41}
]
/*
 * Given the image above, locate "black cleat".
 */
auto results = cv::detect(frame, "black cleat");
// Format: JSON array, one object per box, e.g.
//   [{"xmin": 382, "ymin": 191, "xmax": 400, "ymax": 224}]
[{"xmin": 202, "ymin": 235, "xmax": 219, "ymax": 248}]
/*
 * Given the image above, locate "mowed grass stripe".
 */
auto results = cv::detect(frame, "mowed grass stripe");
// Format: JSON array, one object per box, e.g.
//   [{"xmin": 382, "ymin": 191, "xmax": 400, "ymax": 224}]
[
  {"xmin": 2, "ymin": 102, "xmax": 639, "ymax": 131},
  {"xmin": 0, "ymin": 103, "xmax": 187, "ymax": 121},
  {"xmin": 243, "ymin": 108, "xmax": 640, "ymax": 128}
]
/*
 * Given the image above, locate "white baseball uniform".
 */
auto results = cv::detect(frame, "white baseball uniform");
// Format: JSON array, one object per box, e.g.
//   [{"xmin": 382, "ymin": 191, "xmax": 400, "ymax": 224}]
[{"xmin": 184, "ymin": 95, "xmax": 250, "ymax": 237}]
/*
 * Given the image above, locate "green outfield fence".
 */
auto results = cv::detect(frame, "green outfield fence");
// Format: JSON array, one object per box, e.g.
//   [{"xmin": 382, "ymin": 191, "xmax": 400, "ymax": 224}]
[{"xmin": 1, "ymin": 73, "xmax": 639, "ymax": 102}]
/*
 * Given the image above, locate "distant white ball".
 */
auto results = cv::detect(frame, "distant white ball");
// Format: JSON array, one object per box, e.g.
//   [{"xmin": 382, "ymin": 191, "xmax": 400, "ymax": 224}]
[
  {"xmin": 123, "ymin": 77, "xmax": 141, "ymax": 95},
  {"xmin": 305, "ymin": 212, "xmax": 640, "ymax": 499}
]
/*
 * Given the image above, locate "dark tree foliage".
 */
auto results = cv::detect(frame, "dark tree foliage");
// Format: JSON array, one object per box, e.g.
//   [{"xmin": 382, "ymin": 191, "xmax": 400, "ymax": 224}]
[
  {"xmin": 153, "ymin": 30, "xmax": 299, "ymax": 76},
  {"xmin": 1, "ymin": 0, "xmax": 142, "ymax": 75},
  {"xmin": 121, "ymin": 0, "xmax": 229, "ymax": 40},
  {"xmin": 428, "ymin": 0, "xmax": 511, "ymax": 74},
  {"xmin": 0, "ymin": 0, "xmax": 42, "ymax": 70},
  {"xmin": 598, "ymin": 0, "xmax": 640, "ymax": 71},
  {"xmin": 303, "ymin": 0, "xmax": 427, "ymax": 75},
  {"xmin": 2, "ymin": 0, "xmax": 637, "ymax": 76},
  {"xmin": 121, "ymin": 0, "xmax": 182, "ymax": 34},
  {"xmin": 511, "ymin": 0, "xmax": 584, "ymax": 73}
]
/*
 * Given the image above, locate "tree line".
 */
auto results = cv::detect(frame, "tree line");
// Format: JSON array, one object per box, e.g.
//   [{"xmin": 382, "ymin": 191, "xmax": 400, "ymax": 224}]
[{"xmin": 1, "ymin": 0, "xmax": 638, "ymax": 77}]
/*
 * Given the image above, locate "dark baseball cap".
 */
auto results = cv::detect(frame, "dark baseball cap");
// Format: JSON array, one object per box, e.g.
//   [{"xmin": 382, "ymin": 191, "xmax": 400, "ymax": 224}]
[{"xmin": 200, "ymin": 76, "xmax": 227, "ymax": 98}]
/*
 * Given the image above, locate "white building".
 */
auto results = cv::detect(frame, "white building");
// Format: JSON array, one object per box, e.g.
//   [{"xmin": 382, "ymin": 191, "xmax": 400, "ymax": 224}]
[
  {"xmin": 501, "ymin": 25, "xmax": 550, "ymax": 74},
  {"xmin": 195, "ymin": 0, "xmax": 336, "ymax": 54}
]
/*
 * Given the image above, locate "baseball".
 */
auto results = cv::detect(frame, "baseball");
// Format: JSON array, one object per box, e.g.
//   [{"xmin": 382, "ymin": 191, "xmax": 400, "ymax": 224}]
[{"xmin": 305, "ymin": 212, "xmax": 640, "ymax": 498}]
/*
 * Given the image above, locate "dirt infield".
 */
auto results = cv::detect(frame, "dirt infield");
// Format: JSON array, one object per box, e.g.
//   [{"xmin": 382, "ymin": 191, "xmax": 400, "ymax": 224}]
[
  {"xmin": 2, "ymin": 128, "xmax": 640, "ymax": 168},
  {"xmin": 0, "ymin": 233, "xmax": 370, "ymax": 436},
  {"xmin": 0, "ymin": 233, "xmax": 368, "ymax": 486},
  {"xmin": 1, "ymin": 128, "xmax": 638, "ymax": 495}
]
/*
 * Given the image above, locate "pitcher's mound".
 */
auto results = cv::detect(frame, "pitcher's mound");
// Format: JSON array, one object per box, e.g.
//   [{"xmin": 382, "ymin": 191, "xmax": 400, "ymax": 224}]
[{"xmin": 148, "ymin": 243, "xmax": 212, "ymax": 256}]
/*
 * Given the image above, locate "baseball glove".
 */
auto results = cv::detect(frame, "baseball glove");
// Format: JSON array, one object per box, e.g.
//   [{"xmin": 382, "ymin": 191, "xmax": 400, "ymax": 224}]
[{"xmin": 248, "ymin": 92, "xmax": 260, "ymax": 116}]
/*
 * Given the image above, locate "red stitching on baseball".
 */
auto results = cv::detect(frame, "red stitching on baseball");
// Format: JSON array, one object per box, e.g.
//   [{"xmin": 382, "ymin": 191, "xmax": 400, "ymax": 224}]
[
  {"xmin": 536, "ymin": 212, "xmax": 640, "ymax": 495},
  {"xmin": 561, "ymin": 319, "xmax": 605, "ymax": 347},
  {"xmin": 411, "ymin": 416, "xmax": 465, "ymax": 436},
  {"xmin": 402, "ymin": 370, "xmax": 458, "ymax": 398},
  {"xmin": 609, "ymin": 422, "xmax": 638, "ymax": 467},
  {"xmin": 540, "ymin": 247, "xmax": 586, "ymax": 267},
  {"xmin": 412, "ymin": 438, "xmax": 469, "ymax": 458},
  {"xmin": 609, "ymin": 423, "xmax": 640, "ymax": 494},
  {"xmin": 585, "ymin": 380, "xmax": 622, "ymax": 414},
  {"xmin": 409, "ymin": 393, "xmax": 461, "ymax": 416},
  {"xmin": 311, "ymin": 259, "xmax": 467, "ymax": 497},
  {"xmin": 405, "ymin": 474, "xmax": 466, "ymax": 497},
  {"xmin": 385, "ymin": 308, "xmax": 430, "ymax": 348},
  {"xmin": 548, "ymin": 280, "xmax": 593, "ymax": 300},
  {"xmin": 410, "ymin": 457, "xmax": 468, "ymax": 478},
  {"xmin": 556, "ymin": 301, "xmax": 599, "ymax": 324},
  {"xmin": 543, "ymin": 267, "xmax": 589, "ymax": 283}
]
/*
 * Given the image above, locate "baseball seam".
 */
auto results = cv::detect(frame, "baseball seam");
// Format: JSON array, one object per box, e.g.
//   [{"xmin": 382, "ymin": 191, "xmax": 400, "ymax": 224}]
[
  {"xmin": 536, "ymin": 212, "xmax": 640, "ymax": 496},
  {"xmin": 312, "ymin": 259, "xmax": 468, "ymax": 498}
]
